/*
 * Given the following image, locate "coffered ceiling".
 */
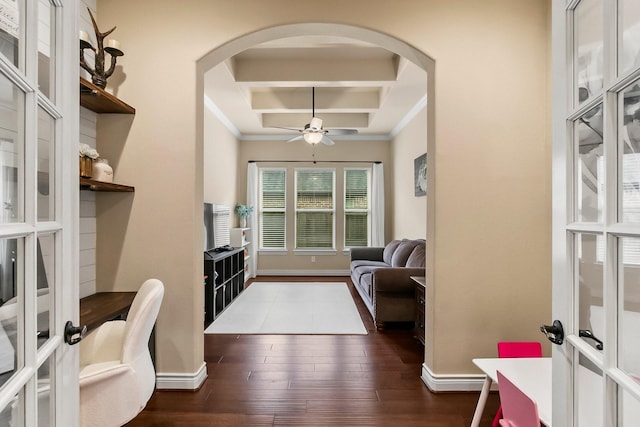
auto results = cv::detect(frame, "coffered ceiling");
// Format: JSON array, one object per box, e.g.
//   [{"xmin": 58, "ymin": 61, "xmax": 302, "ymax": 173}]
[{"xmin": 203, "ymin": 36, "xmax": 427, "ymax": 142}]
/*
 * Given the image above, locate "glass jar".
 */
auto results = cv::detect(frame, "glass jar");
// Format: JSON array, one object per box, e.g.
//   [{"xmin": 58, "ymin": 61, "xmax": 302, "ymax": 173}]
[{"xmin": 79, "ymin": 157, "xmax": 93, "ymax": 178}]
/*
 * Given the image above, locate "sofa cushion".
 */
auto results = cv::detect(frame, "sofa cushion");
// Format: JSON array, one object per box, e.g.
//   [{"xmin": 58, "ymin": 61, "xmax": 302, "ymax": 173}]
[
  {"xmin": 353, "ymin": 264, "xmax": 386, "ymax": 280},
  {"xmin": 391, "ymin": 240, "xmax": 420, "ymax": 267},
  {"xmin": 351, "ymin": 264, "xmax": 384, "ymax": 288},
  {"xmin": 350, "ymin": 260, "xmax": 389, "ymax": 270},
  {"xmin": 382, "ymin": 240, "xmax": 401, "ymax": 265},
  {"xmin": 406, "ymin": 242, "xmax": 426, "ymax": 268}
]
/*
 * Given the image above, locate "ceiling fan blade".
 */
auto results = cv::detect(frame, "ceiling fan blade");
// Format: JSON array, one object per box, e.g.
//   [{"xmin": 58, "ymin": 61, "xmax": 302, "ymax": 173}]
[
  {"xmin": 287, "ymin": 135, "xmax": 304, "ymax": 143},
  {"xmin": 326, "ymin": 129, "xmax": 358, "ymax": 135},
  {"xmin": 269, "ymin": 126, "xmax": 303, "ymax": 132},
  {"xmin": 321, "ymin": 135, "xmax": 335, "ymax": 146}
]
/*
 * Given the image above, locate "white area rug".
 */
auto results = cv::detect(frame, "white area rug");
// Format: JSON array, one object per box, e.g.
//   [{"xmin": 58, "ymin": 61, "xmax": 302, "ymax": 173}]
[{"xmin": 204, "ymin": 282, "xmax": 367, "ymax": 335}]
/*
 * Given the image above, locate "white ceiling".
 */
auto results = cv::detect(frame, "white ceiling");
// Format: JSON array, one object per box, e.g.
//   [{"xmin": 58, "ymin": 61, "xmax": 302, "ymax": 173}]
[{"xmin": 203, "ymin": 36, "xmax": 427, "ymax": 142}]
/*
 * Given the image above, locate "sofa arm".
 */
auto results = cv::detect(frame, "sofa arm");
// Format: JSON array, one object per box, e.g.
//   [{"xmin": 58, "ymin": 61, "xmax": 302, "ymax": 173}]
[
  {"xmin": 373, "ymin": 268, "xmax": 426, "ymax": 293},
  {"xmin": 350, "ymin": 247, "xmax": 385, "ymax": 262}
]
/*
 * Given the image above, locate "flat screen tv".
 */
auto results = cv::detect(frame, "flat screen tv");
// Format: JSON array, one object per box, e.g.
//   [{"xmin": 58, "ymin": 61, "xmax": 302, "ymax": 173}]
[{"xmin": 204, "ymin": 203, "xmax": 231, "ymax": 252}]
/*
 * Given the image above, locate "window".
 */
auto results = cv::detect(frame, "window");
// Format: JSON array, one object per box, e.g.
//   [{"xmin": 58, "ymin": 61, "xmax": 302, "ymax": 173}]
[
  {"xmin": 344, "ymin": 168, "xmax": 370, "ymax": 247},
  {"xmin": 259, "ymin": 168, "xmax": 286, "ymax": 249},
  {"xmin": 295, "ymin": 169, "xmax": 335, "ymax": 249}
]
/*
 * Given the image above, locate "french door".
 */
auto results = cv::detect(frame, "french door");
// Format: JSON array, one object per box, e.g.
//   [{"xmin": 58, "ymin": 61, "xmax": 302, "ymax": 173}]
[
  {"xmin": 553, "ymin": 0, "xmax": 640, "ymax": 425},
  {"xmin": 0, "ymin": 0, "xmax": 79, "ymax": 426}
]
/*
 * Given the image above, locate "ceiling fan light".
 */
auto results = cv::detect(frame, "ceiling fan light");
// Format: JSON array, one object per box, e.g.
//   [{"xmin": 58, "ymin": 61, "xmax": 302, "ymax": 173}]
[
  {"xmin": 309, "ymin": 117, "xmax": 323, "ymax": 130},
  {"xmin": 304, "ymin": 132, "xmax": 323, "ymax": 144}
]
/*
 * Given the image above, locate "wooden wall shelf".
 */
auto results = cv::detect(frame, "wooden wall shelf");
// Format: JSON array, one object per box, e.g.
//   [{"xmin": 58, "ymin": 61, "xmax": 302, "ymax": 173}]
[
  {"xmin": 80, "ymin": 177, "xmax": 134, "ymax": 192},
  {"xmin": 80, "ymin": 78, "xmax": 135, "ymax": 114}
]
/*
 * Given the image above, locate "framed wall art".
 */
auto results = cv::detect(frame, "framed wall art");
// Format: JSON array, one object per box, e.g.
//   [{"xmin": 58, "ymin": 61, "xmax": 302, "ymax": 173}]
[{"xmin": 414, "ymin": 153, "xmax": 426, "ymax": 197}]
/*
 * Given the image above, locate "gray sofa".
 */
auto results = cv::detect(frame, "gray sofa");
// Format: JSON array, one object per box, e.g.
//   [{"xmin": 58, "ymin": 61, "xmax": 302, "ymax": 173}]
[{"xmin": 350, "ymin": 239, "xmax": 425, "ymax": 329}]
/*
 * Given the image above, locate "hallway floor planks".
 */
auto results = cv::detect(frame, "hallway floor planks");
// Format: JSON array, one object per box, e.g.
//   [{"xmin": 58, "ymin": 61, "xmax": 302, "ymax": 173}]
[{"xmin": 126, "ymin": 277, "xmax": 499, "ymax": 426}]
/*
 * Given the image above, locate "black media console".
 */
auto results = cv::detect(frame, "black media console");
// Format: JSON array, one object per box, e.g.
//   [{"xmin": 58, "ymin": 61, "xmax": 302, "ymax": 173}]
[{"xmin": 204, "ymin": 247, "xmax": 245, "ymax": 327}]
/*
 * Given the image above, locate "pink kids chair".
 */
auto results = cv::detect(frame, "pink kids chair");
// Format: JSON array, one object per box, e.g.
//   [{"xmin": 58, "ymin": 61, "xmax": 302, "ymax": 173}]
[
  {"xmin": 496, "ymin": 370, "xmax": 541, "ymax": 427},
  {"xmin": 492, "ymin": 342, "xmax": 542, "ymax": 427}
]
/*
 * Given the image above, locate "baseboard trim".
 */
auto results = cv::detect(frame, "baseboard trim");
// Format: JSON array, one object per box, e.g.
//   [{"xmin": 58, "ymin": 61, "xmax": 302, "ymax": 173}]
[
  {"xmin": 256, "ymin": 269, "xmax": 350, "ymax": 276},
  {"xmin": 420, "ymin": 363, "xmax": 491, "ymax": 392},
  {"xmin": 156, "ymin": 362, "xmax": 207, "ymax": 390}
]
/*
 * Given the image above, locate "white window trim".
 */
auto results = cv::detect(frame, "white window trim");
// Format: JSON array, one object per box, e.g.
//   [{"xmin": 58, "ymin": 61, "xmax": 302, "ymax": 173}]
[
  {"xmin": 343, "ymin": 167, "xmax": 371, "ymax": 249},
  {"xmin": 258, "ymin": 167, "xmax": 286, "ymax": 251},
  {"xmin": 294, "ymin": 167, "xmax": 336, "ymax": 250},
  {"xmin": 293, "ymin": 249, "xmax": 338, "ymax": 256}
]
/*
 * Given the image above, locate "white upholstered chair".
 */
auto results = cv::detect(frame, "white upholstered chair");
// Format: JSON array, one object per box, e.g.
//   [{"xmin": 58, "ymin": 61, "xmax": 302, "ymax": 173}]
[{"xmin": 79, "ymin": 279, "xmax": 164, "ymax": 427}]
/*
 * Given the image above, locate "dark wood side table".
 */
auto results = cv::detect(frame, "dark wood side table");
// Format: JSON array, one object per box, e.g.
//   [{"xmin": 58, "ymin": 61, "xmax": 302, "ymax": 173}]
[
  {"xmin": 80, "ymin": 292, "xmax": 136, "ymax": 332},
  {"xmin": 410, "ymin": 276, "xmax": 426, "ymax": 346}
]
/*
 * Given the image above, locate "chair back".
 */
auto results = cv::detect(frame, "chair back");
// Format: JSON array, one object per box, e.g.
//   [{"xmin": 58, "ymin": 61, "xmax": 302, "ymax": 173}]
[
  {"xmin": 496, "ymin": 371, "xmax": 541, "ymax": 427},
  {"xmin": 122, "ymin": 279, "xmax": 164, "ymax": 364},
  {"xmin": 497, "ymin": 341, "xmax": 542, "ymax": 359}
]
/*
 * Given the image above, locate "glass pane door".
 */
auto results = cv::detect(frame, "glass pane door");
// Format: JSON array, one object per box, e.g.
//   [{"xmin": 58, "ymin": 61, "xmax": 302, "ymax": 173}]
[
  {"xmin": 554, "ymin": 0, "xmax": 640, "ymax": 425},
  {"xmin": 0, "ymin": 0, "xmax": 78, "ymax": 425}
]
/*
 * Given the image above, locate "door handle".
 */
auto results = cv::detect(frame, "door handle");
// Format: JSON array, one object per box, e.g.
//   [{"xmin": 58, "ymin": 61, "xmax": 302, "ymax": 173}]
[
  {"xmin": 540, "ymin": 320, "xmax": 564, "ymax": 345},
  {"xmin": 64, "ymin": 321, "xmax": 87, "ymax": 345},
  {"xmin": 579, "ymin": 329, "xmax": 604, "ymax": 350}
]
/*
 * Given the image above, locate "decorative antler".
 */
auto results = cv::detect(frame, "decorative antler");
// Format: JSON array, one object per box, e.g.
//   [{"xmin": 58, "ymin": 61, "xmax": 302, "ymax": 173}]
[{"xmin": 79, "ymin": 8, "xmax": 123, "ymax": 89}]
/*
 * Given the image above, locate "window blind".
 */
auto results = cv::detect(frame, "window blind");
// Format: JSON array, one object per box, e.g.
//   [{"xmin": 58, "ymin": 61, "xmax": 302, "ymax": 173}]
[
  {"xmin": 213, "ymin": 205, "xmax": 230, "ymax": 247},
  {"xmin": 260, "ymin": 169, "xmax": 286, "ymax": 249},
  {"xmin": 344, "ymin": 169, "xmax": 369, "ymax": 247},
  {"xmin": 296, "ymin": 169, "xmax": 334, "ymax": 249}
]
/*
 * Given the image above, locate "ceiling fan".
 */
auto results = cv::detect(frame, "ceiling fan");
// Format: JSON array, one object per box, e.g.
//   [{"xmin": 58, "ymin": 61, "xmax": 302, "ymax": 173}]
[{"xmin": 272, "ymin": 87, "xmax": 358, "ymax": 145}]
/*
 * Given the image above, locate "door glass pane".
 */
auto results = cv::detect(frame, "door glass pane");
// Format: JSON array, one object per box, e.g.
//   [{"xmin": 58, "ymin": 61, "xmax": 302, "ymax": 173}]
[
  {"xmin": 621, "ymin": 80, "xmax": 640, "ymax": 223},
  {"xmin": 37, "ymin": 356, "xmax": 53, "ymax": 426},
  {"xmin": 36, "ymin": 235, "xmax": 52, "ymax": 350},
  {"xmin": 0, "ymin": 0, "xmax": 22, "ymax": 68},
  {"xmin": 576, "ymin": 105, "xmax": 604, "ymax": 222},
  {"xmin": 620, "ymin": 386, "xmax": 640, "ymax": 425},
  {"xmin": 0, "ymin": 237, "xmax": 23, "ymax": 389},
  {"xmin": 577, "ymin": 233, "xmax": 605, "ymax": 351},
  {"xmin": 619, "ymin": 0, "xmax": 640, "ymax": 76},
  {"xmin": 37, "ymin": 106, "xmax": 54, "ymax": 221},
  {"xmin": 618, "ymin": 236, "xmax": 640, "ymax": 377},
  {"xmin": 576, "ymin": 359, "xmax": 603, "ymax": 426},
  {"xmin": 0, "ymin": 71, "xmax": 24, "ymax": 224},
  {"xmin": 575, "ymin": 0, "xmax": 603, "ymax": 105},
  {"xmin": 0, "ymin": 389, "xmax": 24, "ymax": 427},
  {"xmin": 37, "ymin": 0, "xmax": 55, "ymax": 101}
]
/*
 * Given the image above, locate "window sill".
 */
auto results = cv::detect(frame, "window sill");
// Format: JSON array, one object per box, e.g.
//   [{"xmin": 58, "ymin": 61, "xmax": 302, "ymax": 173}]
[
  {"xmin": 294, "ymin": 249, "xmax": 337, "ymax": 256},
  {"xmin": 258, "ymin": 249, "xmax": 288, "ymax": 255}
]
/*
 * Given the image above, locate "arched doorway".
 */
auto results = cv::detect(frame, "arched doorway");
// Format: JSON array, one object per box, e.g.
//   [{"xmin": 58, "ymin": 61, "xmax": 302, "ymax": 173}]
[
  {"xmin": 195, "ymin": 21, "xmax": 435, "ymax": 341},
  {"xmin": 195, "ymin": 21, "xmax": 434, "ymax": 384}
]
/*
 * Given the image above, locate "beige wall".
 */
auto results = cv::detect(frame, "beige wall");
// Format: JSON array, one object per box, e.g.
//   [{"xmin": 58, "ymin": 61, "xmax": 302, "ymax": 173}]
[
  {"xmin": 96, "ymin": 0, "xmax": 551, "ymax": 381},
  {"xmin": 391, "ymin": 106, "xmax": 427, "ymax": 240},
  {"xmin": 237, "ymin": 140, "xmax": 392, "ymax": 274},
  {"xmin": 203, "ymin": 104, "xmax": 238, "ymax": 209}
]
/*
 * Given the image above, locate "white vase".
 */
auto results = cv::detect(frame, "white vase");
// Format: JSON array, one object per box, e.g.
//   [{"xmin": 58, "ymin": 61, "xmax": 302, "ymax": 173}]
[
  {"xmin": 240, "ymin": 217, "xmax": 247, "ymax": 228},
  {"xmin": 92, "ymin": 158, "xmax": 113, "ymax": 182}
]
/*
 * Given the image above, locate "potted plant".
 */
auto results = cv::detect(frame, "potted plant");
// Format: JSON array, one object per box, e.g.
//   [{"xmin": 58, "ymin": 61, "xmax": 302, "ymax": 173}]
[{"xmin": 234, "ymin": 204, "xmax": 253, "ymax": 228}]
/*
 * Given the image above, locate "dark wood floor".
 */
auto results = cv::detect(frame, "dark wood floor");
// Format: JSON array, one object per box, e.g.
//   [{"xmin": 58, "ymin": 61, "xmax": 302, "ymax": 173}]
[{"xmin": 127, "ymin": 276, "xmax": 499, "ymax": 426}]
